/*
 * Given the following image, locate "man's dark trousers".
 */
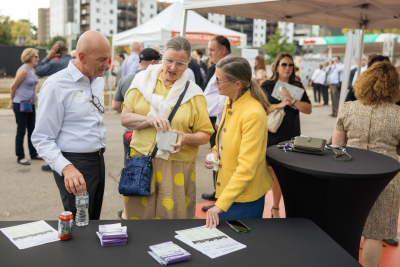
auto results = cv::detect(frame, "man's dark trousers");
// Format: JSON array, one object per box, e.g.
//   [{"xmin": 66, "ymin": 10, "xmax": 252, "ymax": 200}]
[
  {"xmin": 53, "ymin": 153, "xmax": 105, "ymax": 219},
  {"xmin": 209, "ymin": 116, "xmax": 217, "ymax": 189}
]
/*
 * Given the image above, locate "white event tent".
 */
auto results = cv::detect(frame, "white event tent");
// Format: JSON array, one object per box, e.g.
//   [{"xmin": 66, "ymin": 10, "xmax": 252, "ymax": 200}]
[
  {"xmin": 112, "ymin": 1, "xmax": 247, "ymax": 47},
  {"xmin": 181, "ymin": 0, "xmax": 400, "ymax": 108}
]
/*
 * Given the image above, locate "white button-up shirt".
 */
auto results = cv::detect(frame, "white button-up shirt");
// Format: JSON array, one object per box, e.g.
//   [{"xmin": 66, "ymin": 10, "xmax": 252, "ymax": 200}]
[
  {"xmin": 204, "ymin": 54, "xmax": 232, "ymax": 126},
  {"xmin": 326, "ymin": 62, "xmax": 344, "ymax": 84},
  {"xmin": 311, "ymin": 68, "xmax": 326, "ymax": 85},
  {"xmin": 352, "ymin": 65, "xmax": 368, "ymax": 86},
  {"xmin": 32, "ymin": 60, "xmax": 106, "ymax": 176}
]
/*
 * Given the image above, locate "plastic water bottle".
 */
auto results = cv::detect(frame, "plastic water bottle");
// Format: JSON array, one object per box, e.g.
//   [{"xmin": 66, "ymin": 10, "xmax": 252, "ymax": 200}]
[{"xmin": 75, "ymin": 191, "xmax": 89, "ymax": 226}]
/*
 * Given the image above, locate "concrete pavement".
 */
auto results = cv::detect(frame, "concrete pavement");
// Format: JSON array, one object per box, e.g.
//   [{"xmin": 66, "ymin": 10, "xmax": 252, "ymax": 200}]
[{"xmin": 0, "ymin": 96, "xmax": 336, "ymax": 221}]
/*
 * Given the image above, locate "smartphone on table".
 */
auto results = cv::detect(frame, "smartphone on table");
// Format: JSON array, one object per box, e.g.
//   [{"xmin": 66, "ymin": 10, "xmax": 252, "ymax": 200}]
[{"xmin": 226, "ymin": 220, "xmax": 250, "ymax": 233}]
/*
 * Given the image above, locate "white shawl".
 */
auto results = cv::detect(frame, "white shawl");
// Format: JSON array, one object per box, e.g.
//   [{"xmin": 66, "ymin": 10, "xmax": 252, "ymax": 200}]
[{"xmin": 126, "ymin": 64, "xmax": 204, "ymax": 160}]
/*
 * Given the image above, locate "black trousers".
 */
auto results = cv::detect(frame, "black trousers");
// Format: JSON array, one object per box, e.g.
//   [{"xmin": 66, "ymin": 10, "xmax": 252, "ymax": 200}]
[
  {"xmin": 12, "ymin": 103, "xmax": 37, "ymax": 160},
  {"xmin": 209, "ymin": 116, "xmax": 217, "ymax": 190},
  {"xmin": 312, "ymin": 83, "xmax": 322, "ymax": 103},
  {"xmin": 53, "ymin": 154, "xmax": 105, "ymax": 220},
  {"xmin": 322, "ymin": 85, "xmax": 329, "ymax": 105}
]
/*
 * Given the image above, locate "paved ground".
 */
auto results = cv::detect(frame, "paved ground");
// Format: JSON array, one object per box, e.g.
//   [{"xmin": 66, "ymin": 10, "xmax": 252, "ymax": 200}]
[{"xmin": 0, "ymin": 92, "xmax": 336, "ymax": 221}]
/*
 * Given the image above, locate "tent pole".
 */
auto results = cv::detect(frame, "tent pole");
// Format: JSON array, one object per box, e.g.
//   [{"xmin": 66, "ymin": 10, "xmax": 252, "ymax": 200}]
[
  {"xmin": 109, "ymin": 40, "xmax": 115, "ymax": 112},
  {"xmin": 355, "ymin": 25, "xmax": 365, "ymax": 81},
  {"xmin": 180, "ymin": 9, "xmax": 188, "ymax": 37},
  {"xmin": 338, "ymin": 31, "xmax": 355, "ymax": 110}
]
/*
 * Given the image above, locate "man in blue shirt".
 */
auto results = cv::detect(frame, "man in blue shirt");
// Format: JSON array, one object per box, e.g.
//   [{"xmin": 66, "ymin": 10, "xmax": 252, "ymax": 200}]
[
  {"xmin": 36, "ymin": 41, "xmax": 72, "ymax": 78},
  {"xmin": 325, "ymin": 56, "xmax": 344, "ymax": 117},
  {"xmin": 121, "ymin": 42, "xmax": 142, "ymax": 77},
  {"xmin": 32, "ymin": 30, "xmax": 111, "ymax": 220}
]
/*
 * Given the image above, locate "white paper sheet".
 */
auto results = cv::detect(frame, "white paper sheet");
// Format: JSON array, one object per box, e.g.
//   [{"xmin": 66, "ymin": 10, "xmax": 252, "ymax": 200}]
[
  {"xmin": 271, "ymin": 79, "xmax": 305, "ymax": 105},
  {"xmin": 174, "ymin": 226, "xmax": 246, "ymax": 258},
  {"xmin": 0, "ymin": 220, "xmax": 60, "ymax": 250}
]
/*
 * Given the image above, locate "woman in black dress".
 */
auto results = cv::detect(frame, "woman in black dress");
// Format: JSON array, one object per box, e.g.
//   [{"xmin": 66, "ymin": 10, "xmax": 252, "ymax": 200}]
[{"xmin": 261, "ymin": 53, "xmax": 312, "ymax": 218}]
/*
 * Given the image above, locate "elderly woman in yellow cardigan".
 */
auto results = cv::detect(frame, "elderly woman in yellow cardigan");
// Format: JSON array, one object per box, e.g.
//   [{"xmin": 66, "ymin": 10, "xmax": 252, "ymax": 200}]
[{"xmin": 204, "ymin": 56, "xmax": 273, "ymax": 228}]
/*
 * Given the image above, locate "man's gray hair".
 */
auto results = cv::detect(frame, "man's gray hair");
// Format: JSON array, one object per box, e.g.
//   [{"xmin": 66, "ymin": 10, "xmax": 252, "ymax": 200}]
[{"xmin": 164, "ymin": 36, "xmax": 191, "ymax": 61}]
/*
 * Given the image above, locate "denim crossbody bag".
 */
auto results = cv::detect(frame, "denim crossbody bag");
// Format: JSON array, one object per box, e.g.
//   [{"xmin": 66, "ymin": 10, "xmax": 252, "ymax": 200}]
[
  {"xmin": 17, "ymin": 92, "xmax": 34, "ymax": 113},
  {"xmin": 118, "ymin": 81, "xmax": 190, "ymax": 196}
]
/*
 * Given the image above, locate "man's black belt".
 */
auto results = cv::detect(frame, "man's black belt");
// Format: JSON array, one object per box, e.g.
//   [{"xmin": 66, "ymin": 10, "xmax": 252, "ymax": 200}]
[{"xmin": 62, "ymin": 148, "xmax": 105, "ymax": 157}]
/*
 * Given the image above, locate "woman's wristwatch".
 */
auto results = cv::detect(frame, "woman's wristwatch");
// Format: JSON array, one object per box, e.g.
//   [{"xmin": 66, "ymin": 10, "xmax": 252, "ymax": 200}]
[{"xmin": 291, "ymin": 98, "xmax": 297, "ymax": 106}]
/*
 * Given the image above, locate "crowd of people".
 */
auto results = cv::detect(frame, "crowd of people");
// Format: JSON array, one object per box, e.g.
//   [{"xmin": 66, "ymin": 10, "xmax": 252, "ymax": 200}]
[{"xmin": 8, "ymin": 30, "xmax": 400, "ymax": 267}]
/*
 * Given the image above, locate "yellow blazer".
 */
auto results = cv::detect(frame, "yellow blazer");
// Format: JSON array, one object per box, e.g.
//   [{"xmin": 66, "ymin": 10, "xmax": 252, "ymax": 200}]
[{"xmin": 213, "ymin": 90, "xmax": 273, "ymax": 212}]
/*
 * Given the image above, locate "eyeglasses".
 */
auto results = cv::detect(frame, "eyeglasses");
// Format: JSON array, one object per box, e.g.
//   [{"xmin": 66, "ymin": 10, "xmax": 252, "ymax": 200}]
[
  {"xmin": 279, "ymin": 63, "xmax": 295, "ymax": 68},
  {"xmin": 90, "ymin": 94, "xmax": 105, "ymax": 114},
  {"xmin": 215, "ymin": 77, "xmax": 235, "ymax": 85},
  {"xmin": 163, "ymin": 57, "xmax": 188, "ymax": 70}
]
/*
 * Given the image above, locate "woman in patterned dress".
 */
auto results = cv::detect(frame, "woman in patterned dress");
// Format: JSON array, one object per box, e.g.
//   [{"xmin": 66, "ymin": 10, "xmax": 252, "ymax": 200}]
[
  {"xmin": 333, "ymin": 62, "xmax": 400, "ymax": 267},
  {"xmin": 120, "ymin": 36, "xmax": 214, "ymax": 220}
]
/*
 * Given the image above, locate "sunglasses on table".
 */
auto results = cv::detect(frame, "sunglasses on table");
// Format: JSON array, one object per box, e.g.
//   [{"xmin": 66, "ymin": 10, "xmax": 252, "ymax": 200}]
[
  {"xmin": 279, "ymin": 63, "xmax": 295, "ymax": 68},
  {"xmin": 90, "ymin": 94, "xmax": 105, "ymax": 114},
  {"xmin": 163, "ymin": 57, "xmax": 188, "ymax": 70}
]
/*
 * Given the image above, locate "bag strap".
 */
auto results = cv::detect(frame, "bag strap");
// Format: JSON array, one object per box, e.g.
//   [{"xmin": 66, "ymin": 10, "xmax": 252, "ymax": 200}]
[
  {"xmin": 325, "ymin": 143, "xmax": 352, "ymax": 162},
  {"xmin": 150, "ymin": 80, "xmax": 190, "ymax": 159}
]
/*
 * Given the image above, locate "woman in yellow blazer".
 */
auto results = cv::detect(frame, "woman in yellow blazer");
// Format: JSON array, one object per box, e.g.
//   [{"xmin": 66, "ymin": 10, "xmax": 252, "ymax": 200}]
[{"xmin": 204, "ymin": 56, "xmax": 273, "ymax": 228}]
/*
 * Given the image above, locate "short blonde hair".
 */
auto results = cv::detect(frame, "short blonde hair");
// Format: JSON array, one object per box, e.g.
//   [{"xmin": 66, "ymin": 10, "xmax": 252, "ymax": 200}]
[
  {"xmin": 354, "ymin": 62, "xmax": 400, "ymax": 105},
  {"xmin": 21, "ymin": 48, "xmax": 39, "ymax": 63}
]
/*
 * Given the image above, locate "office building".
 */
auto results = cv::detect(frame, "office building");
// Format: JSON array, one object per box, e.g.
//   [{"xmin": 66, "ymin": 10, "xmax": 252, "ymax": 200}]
[
  {"xmin": 38, "ymin": 8, "xmax": 50, "ymax": 44},
  {"xmin": 209, "ymin": 15, "xmax": 267, "ymax": 47}
]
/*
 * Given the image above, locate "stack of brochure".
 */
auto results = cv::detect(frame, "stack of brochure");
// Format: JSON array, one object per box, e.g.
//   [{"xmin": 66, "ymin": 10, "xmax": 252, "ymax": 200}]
[
  {"xmin": 148, "ymin": 241, "xmax": 191, "ymax": 265},
  {"xmin": 96, "ymin": 223, "xmax": 127, "ymax": 247},
  {"xmin": 175, "ymin": 226, "xmax": 246, "ymax": 258}
]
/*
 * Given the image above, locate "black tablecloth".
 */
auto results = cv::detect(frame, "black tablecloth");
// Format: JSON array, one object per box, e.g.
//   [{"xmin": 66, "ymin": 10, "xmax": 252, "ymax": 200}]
[
  {"xmin": 266, "ymin": 146, "xmax": 400, "ymax": 261},
  {"xmin": 0, "ymin": 219, "xmax": 361, "ymax": 267}
]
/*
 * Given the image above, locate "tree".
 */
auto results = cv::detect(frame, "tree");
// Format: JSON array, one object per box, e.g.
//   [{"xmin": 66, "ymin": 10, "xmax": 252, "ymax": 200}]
[
  {"xmin": 0, "ymin": 15, "xmax": 14, "ymax": 45},
  {"xmin": 11, "ymin": 19, "xmax": 30, "ymax": 39},
  {"xmin": 263, "ymin": 29, "xmax": 296, "ymax": 64},
  {"xmin": 47, "ymin": 36, "xmax": 67, "ymax": 50}
]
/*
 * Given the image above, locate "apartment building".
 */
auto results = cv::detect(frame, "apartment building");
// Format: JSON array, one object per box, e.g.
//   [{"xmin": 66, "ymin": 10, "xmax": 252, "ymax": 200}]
[{"xmin": 38, "ymin": 8, "xmax": 50, "ymax": 44}]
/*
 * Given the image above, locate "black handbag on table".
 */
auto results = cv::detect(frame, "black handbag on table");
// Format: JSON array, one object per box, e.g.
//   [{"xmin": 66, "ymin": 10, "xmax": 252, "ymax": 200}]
[{"xmin": 118, "ymin": 81, "xmax": 190, "ymax": 196}]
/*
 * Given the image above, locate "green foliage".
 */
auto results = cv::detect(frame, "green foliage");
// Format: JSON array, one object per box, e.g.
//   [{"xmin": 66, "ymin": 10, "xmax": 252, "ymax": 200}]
[
  {"xmin": 30, "ymin": 25, "xmax": 38, "ymax": 40},
  {"xmin": 0, "ymin": 15, "xmax": 14, "ymax": 45},
  {"xmin": 11, "ymin": 19, "xmax": 30, "ymax": 38},
  {"xmin": 342, "ymin": 28, "xmax": 400, "ymax": 34},
  {"xmin": 263, "ymin": 29, "xmax": 295, "ymax": 64},
  {"xmin": 47, "ymin": 36, "xmax": 67, "ymax": 50}
]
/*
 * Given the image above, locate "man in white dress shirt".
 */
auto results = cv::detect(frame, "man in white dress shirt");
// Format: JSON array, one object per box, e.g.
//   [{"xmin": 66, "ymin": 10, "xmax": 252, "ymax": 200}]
[
  {"xmin": 32, "ymin": 30, "xmax": 111, "ymax": 220},
  {"xmin": 201, "ymin": 35, "xmax": 231, "ymax": 210}
]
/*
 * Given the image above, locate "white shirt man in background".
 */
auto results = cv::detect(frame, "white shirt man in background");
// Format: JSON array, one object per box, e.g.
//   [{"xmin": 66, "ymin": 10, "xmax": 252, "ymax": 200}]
[
  {"xmin": 201, "ymin": 35, "xmax": 232, "ymax": 210},
  {"xmin": 352, "ymin": 55, "xmax": 367, "ymax": 86},
  {"xmin": 309, "ymin": 64, "xmax": 327, "ymax": 106}
]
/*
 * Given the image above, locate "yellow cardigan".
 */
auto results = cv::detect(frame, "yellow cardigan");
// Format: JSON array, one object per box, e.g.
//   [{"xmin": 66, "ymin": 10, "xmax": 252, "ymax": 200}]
[{"xmin": 213, "ymin": 90, "xmax": 273, "ymax": 212}]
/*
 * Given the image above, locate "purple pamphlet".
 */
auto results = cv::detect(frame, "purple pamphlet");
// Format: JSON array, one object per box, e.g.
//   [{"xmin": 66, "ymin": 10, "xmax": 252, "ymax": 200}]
[
  {"xmin": 96, "ymin": 223, "xmax": 128, "ymax": 247},
  {"xmin": 149, "ymin": 241, "xmax": 191, "ymax": 265}
]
